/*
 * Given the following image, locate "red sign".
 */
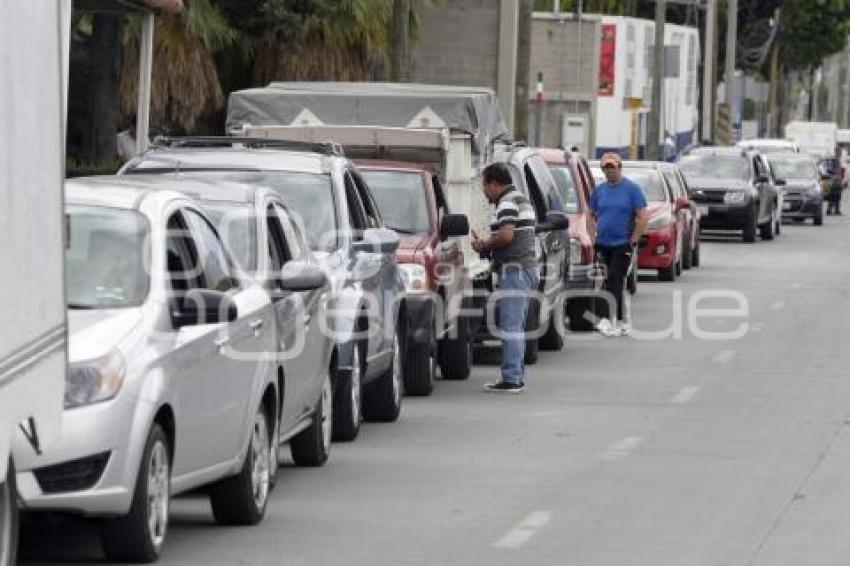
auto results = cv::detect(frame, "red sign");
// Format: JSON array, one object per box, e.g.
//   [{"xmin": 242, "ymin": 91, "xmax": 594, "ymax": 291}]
[{"xmin": 598, "ymin": 23, "xmax": 616, "ymax": 96}]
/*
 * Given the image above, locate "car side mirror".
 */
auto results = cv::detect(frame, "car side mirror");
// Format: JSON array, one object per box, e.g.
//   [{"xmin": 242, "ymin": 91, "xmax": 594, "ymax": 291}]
[
  {"xmin": 536, "ymin": 211, "xmax": 569, "ymax": 233},
  {"xmin": 352, "ymin": 227, "xmax": 400, "ymax": 254},
  {"xmin": 774, "ymin": 178, "xmax": 787, "ymax": 187},
  {"xmin": 277, "ymin": 261, "xmax": 328, "ymax": 292},
  {"xmin": 675, "ymin": 196, "xmax": 691, "ymax": 210},
  {"xmin": 440, "ymin": 213, "xmax": 470, "ymax": 239},
  {"xmin": 757, "ymin": 175, "xmax": 770, "ymax": 184},
  {"xmin": 172, "ymin": 289, "xmax": 237, "ymax": 328}
]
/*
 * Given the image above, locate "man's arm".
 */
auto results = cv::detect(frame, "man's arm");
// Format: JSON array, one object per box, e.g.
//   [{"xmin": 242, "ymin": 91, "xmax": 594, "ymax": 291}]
[
  {"xmin": 472, "ymin": 224, "xmax": 516, "ymax": 252},
  {"xmin": 586, "ymin": 212, "xmax": 597, "ymax": 242},
  {"xmin": 631, "ymin": 208, "xmax": 647, "ymax": 245}
]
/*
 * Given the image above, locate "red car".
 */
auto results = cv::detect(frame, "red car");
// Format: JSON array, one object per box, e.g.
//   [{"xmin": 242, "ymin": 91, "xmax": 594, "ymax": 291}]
[
  {"xmin": 356, "ymin": 161, "xmax": 473, "ymax": 395},
  {"xmin": 538, "ymin": 148, "xmax": 597, "ymax": 330}
]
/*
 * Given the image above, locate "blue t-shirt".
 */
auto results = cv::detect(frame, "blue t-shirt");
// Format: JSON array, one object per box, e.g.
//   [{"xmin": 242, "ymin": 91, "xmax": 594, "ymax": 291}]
[{"xmin": 589, "ymin": 177, "xmax": 647, "ymax": 246}]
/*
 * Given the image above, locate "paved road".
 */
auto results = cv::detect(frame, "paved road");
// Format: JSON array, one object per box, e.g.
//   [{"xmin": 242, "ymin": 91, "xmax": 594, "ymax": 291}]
[{"xmin": 21, "ymin": 216, "xmax": 850, "ymax": 566}]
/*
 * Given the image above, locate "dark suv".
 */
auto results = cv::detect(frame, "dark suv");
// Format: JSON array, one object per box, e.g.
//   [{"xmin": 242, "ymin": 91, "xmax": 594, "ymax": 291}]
[
  {"xmin": 121, "ymin": 137, "xmax": 404, "ymax": 443},
  {"xmin": 677, "ymin": 147, "xmax": 779, "ymax": 242}
]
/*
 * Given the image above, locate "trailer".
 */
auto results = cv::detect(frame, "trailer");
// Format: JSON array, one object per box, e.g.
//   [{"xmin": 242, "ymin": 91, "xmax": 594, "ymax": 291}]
[
  {"xmin": 1, "ymin": 2, "xmax": 70, "ymax": 563},
  {"xmin": 785, "ymin": 121, "xmax": 839, "ymax": 160}
]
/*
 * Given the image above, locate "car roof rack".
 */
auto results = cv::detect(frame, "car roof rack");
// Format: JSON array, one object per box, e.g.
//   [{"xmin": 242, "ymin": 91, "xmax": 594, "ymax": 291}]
[{"xmin": 152, "ymin": 136, "xmax": 344, "ymax": 156}]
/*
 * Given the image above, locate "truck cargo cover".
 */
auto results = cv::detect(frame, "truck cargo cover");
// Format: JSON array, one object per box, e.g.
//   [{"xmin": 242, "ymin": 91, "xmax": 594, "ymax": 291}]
[{"xmin": 226, "ymin": 82, "xmax": 510, "ymax": 157}]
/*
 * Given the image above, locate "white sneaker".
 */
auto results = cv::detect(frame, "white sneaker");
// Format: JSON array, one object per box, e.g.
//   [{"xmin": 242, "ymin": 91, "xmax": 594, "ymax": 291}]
[
  {"xmin": 616, "ymin": 322, "xmax": 632, "ymax": 337},
  {"xmin": 595, "ymin": 319, "xmax": 617, "ymax": 337}
]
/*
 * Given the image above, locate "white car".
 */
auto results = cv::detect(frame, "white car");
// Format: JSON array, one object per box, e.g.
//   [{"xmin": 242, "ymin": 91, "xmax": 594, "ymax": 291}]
[{"xmin": 12, "ymin": 177, "xmax": 319, "ymax": 562}]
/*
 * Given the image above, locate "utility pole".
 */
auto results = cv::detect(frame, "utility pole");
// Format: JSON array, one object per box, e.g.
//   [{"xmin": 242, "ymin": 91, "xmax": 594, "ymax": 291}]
[
  {"xmin": 723, "ymin": 0, "xmax": 737, "ymax": 137},
  {"xmin": 701, "ymin": 0, "xmax": 716, "ymax": 143},
  {"xmin": 389, "ymin": 0, "xmax": 411, "ymax": 82},
  {"xmin": 647, "ymin": 0, "xmax": 666, "ymax": 160}
]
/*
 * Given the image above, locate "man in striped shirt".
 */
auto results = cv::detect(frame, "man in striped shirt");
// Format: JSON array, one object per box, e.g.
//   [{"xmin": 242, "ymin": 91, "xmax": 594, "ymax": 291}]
[{"xmin": 472, "ymin": 163, "xmax": 539, "ymax": 393}]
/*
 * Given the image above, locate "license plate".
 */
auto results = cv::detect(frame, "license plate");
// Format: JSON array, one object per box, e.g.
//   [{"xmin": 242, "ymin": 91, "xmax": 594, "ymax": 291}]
[{"xmin": 697, "ymin": 205, "xmax": 709, "ymax": 216}]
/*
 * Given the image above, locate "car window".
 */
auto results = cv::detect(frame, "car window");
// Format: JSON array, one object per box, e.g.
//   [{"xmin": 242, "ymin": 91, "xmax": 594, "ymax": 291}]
[
  {"xmin": 360, "ymin": 170, "xmax": 431, "ymax": 234},
  {"xmin": 678, "ymin": 154, "xmax": 749, "ymax": 180},
  {"xmin": 432, "ymin": 175, "xmax": 449, "ymax": 215},
  {"xmin": 768, "ymin": 157, "xmax": 818, "ymax": 180},
  {"xmin": 275, "ymin": 203, "xmax": 307, "ymax": 261},
  {"xmin": 66, "ymin": 205, "xmax": 150, "ymax": 309},
  {"xmin": 548, "ymin": 165, "xmax": 581, "ymax": 213},
  {"xmin": 166, "ymin": 211, "xmax": 202, "ymax": 294},
  {"xmin": 266, "ymin": 204, "xmax": 291, "ymax": 273},
  {"xmin": 344, "ymin": 171, "xmax": 368, "ymax": 232},
  {"xmin": 523, "ymin": 162, "xmax": 548, "ymax": 221},
  {"xmin": 622, "ymin": 170, "xmax": 668, "ymax": 202},
  {"xmin": 184, "ymin": 209, "xmax": 240, "ymax": 293},
  {"xmin": 203, "ymin": 202, "xmax": 258, "ymax": 274}
]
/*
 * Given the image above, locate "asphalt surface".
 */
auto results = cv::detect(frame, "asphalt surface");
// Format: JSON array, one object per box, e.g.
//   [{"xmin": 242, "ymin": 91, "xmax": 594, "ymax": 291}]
[{"xmin": 20, "ymin": 215, "xmax": 850, "ymax": 566}]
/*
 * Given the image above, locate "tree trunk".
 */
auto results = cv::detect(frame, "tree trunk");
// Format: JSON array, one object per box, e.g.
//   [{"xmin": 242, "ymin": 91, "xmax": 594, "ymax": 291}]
[
  {"xmin": 767, "ymin": 42, "xmax": 779, "ymax": 137},
  {"xmin": 389, "ymin": 0, "xmax": 411, "ymax": 82},
  {"xmin": 514, "ymin": 0, "xmax": 533, "ymax": 142},
  {"xmin": 82, "ymin": 12, "xmax": 124, "ymax": 164}
]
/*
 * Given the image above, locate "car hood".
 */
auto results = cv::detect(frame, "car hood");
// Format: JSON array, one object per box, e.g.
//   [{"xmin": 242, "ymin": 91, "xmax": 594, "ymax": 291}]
[
  {"xmin": 67, "ymin": 308, "xmax": 143, "ymax": 363},
  {"xmin": 686, "ymin": 177, "xmax": 747, "ymax": 191},
  {"xmin": 782, "ymin": 178, "xmax": 819, "ymax": 190}
]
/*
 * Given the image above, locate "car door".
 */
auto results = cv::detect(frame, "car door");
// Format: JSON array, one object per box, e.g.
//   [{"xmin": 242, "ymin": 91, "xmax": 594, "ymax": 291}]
[
  {"xmin": 524, "ymin": 158, "xmax": 567, "ymax": 300},
  {"xmin": 343, "ymin": 170, "xmax": 386, "ymax": 371},
  {"xmin": 275, "ymin": 201, "xmax": 330, "ymax": 416},
  {"xmin": 663, "ymin": 168, "xmax": 690, "ymax": 245},
  {"xmin": 165, "ymin": 209, "xmax": 247, "ymax": 474},
  {"xmin": 432, "ymin": 174, "xmax": 467, "ymax": 325}
]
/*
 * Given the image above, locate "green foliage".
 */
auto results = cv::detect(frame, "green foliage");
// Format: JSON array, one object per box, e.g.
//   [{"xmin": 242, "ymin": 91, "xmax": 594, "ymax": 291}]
[{"xmin": 777, "ymin": 0, "xmax": 850, "ymax": 71}]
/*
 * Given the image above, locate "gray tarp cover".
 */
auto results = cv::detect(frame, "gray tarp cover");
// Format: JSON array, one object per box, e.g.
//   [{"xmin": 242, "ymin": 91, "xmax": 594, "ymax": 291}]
[{"xmin": 226, "ymin": 82, "xmax": 510, "ymax": 156}]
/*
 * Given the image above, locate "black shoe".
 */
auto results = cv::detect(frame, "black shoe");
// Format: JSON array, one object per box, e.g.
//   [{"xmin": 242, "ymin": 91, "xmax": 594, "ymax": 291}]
[{"xmin": 483, "ymin": 381, "xmax": 525, "ymax": 394}]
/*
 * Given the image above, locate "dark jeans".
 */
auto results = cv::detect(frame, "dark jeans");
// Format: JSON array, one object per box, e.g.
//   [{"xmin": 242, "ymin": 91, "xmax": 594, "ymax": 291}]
[
  {"xmin": 595, "ymin": 243, "xmax": 632, "ymax": 322},
  {"xmin": 827, "ymin": 189, "xmax": 843, "ymax": 214}
]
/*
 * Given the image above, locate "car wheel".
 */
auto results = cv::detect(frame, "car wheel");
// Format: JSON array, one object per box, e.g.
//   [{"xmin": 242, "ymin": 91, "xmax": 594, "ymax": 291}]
[
  {"xmin": 682, "ymin": 236, "xmax": 692, "ymax": 270},
  {"xmin": 291, "ymin": 372, "xmax": 332, "ymax": 466},
  {"xmin": 403, "ymin": 340, "xmax": 435, "ymax": 397},
  {"xmin": 268, "ymin": 409, "xmax": 280, "ymax": 488},
  {"xmin": 523, "ymin": 298, "xmax": 540, "ymax": 365},
  {"xmin": 759, "ymin": 216, "xmax": 775, "ymax": 240},
  {"xmin": 209, "ymin": 404, "xmax": 271, "ymax": 526},
  {"xmin": 101, "ymin": 424, "xmax": 170, "ymax": 563},
  {"xmin": 567, "ymin": 297, "xmax": 595, "ymax": 332},
  {"xmin": 0, "ymin": 459, "xmax": 19, "ymax": 566},
  {"xmin": 538, "ymin": 308, "xmax": 564, "ymax": 351},
  {"xmin": 332, "ymin": 343, "xmax": 362, "ymax": 442},
  {"xmin": 814, "ymin": 210, "xmax": 824, "ymax": 225},
  {"xmin": 691, "ymin": 240, "xmax": 701, "ymax": 267},
  {"xmin": 742, "ymin": 205, "xmax": 758, "ymax": 242},
  {"xmin": 362, "ymin": 330, "xmax": 403, "ymax": 422},
  {"xmin": 438, "ymin": 315, "xmax": 472, "ymax": 380},
  {"xmin": 658, "ymin": 259, "xmax": 676, "ymax": 282},
  {"xmin": 775, "ymin": 212, "xmax": 782, "ymax": 236},
  {"xmin": 627, "ymin": 270, "xmax": 638, "ymax": 294}
]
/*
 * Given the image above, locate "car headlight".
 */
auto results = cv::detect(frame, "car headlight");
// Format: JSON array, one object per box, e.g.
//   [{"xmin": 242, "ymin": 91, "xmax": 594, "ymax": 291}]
[
  {"xmin": 647, "ymin": 210, "xmax": 673, "ymax": 229},
  {"xmin": 65, "ymin": 349, "xmax": 125, "ymax": 409},
  {"xmin": 724, "ymin": 190, "xmax": 748, "ymax": 204},
  {"xmin": 808, "ymin": 185, "xmax": 822, "ymax": 197},
  {"xmin": 569, "ymin": 237, "xmax": 583, "ymax": 265},
  {"xmin": 398, "ymin": 263, "xmax": 430, "ymax": 293}
]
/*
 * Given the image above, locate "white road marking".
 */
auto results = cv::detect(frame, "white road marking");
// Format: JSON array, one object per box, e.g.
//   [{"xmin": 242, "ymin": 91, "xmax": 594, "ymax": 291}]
[
  {"xmin": 601, "ymin": 436, "xmax": 645, "ymax": 461},
  {"xmin": 493, "ymin": 511, "xmax": 552, "ymax": 550},
  {"xmin": 770, "ymin": 300, "xmax": 786, "ymax": 311},
  {"xmin": 671, "ymin": 386, "xmax": 700, "ymax": 404},
  {"xmin": 713, "ymin": 349, "xmax": 737, "ymax": 364}
]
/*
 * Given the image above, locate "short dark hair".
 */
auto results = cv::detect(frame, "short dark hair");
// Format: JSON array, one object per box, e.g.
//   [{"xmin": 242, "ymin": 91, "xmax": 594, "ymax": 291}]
[{"xmin": 482, "ymin": 162, "xmax": 512, "ymax": 186}]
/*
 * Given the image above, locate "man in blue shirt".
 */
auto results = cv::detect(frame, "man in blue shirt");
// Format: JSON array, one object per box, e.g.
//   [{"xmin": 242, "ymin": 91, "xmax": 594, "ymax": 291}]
[{"xmin": 589, "ymin": 153, "xmax": 647, "ymax": 336}]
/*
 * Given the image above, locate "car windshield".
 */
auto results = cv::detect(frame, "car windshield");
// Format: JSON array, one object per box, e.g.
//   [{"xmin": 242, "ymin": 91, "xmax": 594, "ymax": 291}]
[
  {"xmin": 622, "ymin": 170, "xmax": 668, "ymax": 202},
  {"xmin": 186, "ymin": 171, "xmax": 337, "ymax": 252},
  {"xmin": 769, "ymin": 157, "xmax": 818, "ymax": 180},
  {"xmin": 66, "ymin": 206, "xmax": 150, "ymax": 309},
  {"xmin": 678, "ymin": 155, "xmax": 749, "ymax": 180},
  {"xmin": 203, "ymin": 203, "xmax": 258, "ymax": 273},
  {"xmin": 360, "ymin": 170, "xmax": 431, "ymax": 234},
  {"xmin": 548, "ymin": 166, "xmax": 581, "ymax": 213}
]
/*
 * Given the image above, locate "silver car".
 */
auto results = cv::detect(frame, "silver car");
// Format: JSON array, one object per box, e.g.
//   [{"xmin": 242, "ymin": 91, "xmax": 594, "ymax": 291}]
[
  {"xmin": 12, "ymin": 178, "xmax": 303, "ymax": 562},
  {"xmin": 124, "ymin": 174, "xmax": 335, "ymax": 474}
]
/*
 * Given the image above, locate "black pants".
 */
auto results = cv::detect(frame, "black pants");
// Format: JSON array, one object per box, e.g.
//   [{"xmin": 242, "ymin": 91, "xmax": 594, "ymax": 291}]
[
  {"xmin": 595, "ymin": 243, "xmax": 632, "ymax": 322},
  {"xmin": 827, "ymin": 190, "xmax": 843, "ymax": 214}
]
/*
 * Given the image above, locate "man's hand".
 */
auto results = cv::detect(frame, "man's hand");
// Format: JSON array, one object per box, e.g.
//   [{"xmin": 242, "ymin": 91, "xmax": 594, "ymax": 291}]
[{"xmin": 471, "ymin": 230, "xmax": 488, "ymax": 253}]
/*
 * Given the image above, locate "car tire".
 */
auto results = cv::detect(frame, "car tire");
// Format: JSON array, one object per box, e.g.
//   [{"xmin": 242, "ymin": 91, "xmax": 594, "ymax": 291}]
[
  {"xmin": 691, "ymin": 240, "xmax": 701, "ymax": 267},
  {"xmin": 101, "ymin": 424, "xmax": 170, "ymax": 563},
  {"xmin": 814, "ymin": 210, "xmax": 824, "ymax": 226},
  {"xmin": 209, "ymin": 404, "xmax": 271, "ymax": 526},
  {"xmin": 332, "ymin": 344, "xmax": 361, "ymax": 442},
  {"xmin": 523, "ymin": 298, "xmax": 540, "ymax": 365},
  {"xmin": 658, "ymin": 260, "xmax": 676, "ymax": 281},
  {"xmin": 626, "ymin": 269, "xmax": 637, "ymax": 295},
  {"xmin": 1, "ymin": 459, "xmax": 19, "ymax": 566},
  {"xmin": 291, "ymin": 373, "xmax": 332, "ymax": 467},
  {"xmin": 268, "ymin": 408, "xmax": 280, "ymax": 489},
  {"xmin": 682, "ymin": 237, "xmax": 693, "ymax": 270},
  {"xmin": 438, "ymin": 316, "xmax": 472, "ymax": 380},
  {"xmin": 567, "ymin": 298, "xmax": 595, "ymax": 332},
  {"xmin": 742, "ymin": 205, "xmax": 758, "ymax": 242},
  {"xmin": 403, "ymin": 340, "xmax": 435, "ymax": 397},
  {"xmin": 538, "ymin": 307, "xmax": 564, "ymax": 351},
  {"xmin": 760, "ymin": 216, "xmax": 775, "ymax": 240},
  {"xmin": 362, "ymin": 330, "xmax": 403, "ymax": 423}
]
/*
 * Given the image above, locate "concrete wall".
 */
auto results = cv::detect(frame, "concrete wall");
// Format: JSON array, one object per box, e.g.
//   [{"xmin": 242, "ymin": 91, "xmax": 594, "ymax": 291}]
[
  {"xmin": 527, "ymin": 15, "xmax": 600, "ymax": 151},
  {"xmin": 409, "ymin": 0, "xmax": 517, "ymax": 133}
]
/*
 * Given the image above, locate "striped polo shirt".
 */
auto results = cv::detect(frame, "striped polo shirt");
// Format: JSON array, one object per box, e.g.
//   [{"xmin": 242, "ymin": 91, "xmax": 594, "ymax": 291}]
[{"xmin": 490, "ymin": 185, "xmax": 537, "ymax": 271}]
